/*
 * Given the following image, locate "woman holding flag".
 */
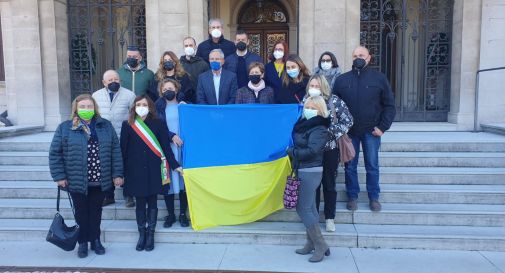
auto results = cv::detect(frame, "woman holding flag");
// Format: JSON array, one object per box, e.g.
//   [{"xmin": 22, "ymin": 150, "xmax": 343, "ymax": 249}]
[{"xmin": 120, "ymin": 95, "xmax": 183, "ymax": 252}]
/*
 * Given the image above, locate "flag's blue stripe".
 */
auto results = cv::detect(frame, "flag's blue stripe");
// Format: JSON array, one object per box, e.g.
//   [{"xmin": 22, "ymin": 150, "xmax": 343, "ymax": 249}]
[{"xmin": 179, "ymin": 104, "xmax": 300, "ymax": 169}]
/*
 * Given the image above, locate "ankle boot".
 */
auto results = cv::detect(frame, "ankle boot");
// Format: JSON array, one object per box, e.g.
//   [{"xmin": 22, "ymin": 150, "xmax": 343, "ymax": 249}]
[
  {"xmin": 145, "ymin": 208, "xmax": 158, "ymax": 251},
  {"xmin": 295, "ymin": 229, "xmax": 314, "ymax": 255},
  {"xmin": 77, "ymin": 242, "xmax": 88, "ymax": 258},
  {"xmin": 135, "ymin": 208, "xmax": 147, "ymax": 251},
  {"xmin": 307, "ymin": 224, "xmax": 330, "ymax": 262},
  {"xmin": 90, "ymin": 238, "xmax": 105, "ymax": 255},
  {"xmin": 163, "ymin": 195, "xmax": 175, "ymax": 228}
]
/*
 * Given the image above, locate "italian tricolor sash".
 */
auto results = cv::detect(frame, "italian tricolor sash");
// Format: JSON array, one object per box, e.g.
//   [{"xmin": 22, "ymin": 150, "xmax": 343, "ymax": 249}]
[{"xmin": 131, "ymin": 117, "xmax": 171, "ymax": 185}]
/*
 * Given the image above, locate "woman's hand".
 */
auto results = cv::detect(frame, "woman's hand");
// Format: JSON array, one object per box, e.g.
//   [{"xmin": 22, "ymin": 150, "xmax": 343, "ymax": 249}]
[
  {"xmin": 172, "ymin": 135, "xmax": 184, "ymax": 147},
  {"xmin": 175, "ymin": 167, "xmax": 184, "ymax": 176},
  {"xmin": 113, "ymin": 177, "xmax": 124, "ymax": 187},
  {"xmin": 57, "ymin": 179, "xmax": 68, "ymax": 187}
]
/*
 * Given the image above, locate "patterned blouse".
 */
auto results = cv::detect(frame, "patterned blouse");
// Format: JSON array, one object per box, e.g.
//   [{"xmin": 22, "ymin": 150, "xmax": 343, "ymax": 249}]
[{"xmin": 325, "ymin": 94, "xmax": 353, "ymax": 150}]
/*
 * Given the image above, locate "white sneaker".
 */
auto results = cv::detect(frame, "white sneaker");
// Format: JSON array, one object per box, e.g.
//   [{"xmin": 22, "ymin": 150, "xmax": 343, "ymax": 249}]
[{"xmin": 325, "ymin": 219, "xmax": 335, "ymax": 232}]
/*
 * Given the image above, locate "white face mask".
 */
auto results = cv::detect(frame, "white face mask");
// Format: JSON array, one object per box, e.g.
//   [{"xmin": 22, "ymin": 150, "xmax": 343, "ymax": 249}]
[
  {"xmin": 303, "ymin": 108, "xmax": 319, "ymax": 120},
  {"xmin": 184, "ymin": 46, "xmax": 195, "ymax": 57},
  {"xmin": 308, "ymin": 88, "xmax": 322, "ymax": 97},
  {"xmin": 135, "ymin": 106, "xmax": 149, "ymax": 117},
  {"xmin": 211, "ymin": 29, "xmax": 222, "ymax": 39},
  {"xmin": 273, "ymin": 50, "xmax": 284, "ymax": 60},
  {"xmin": 321, "ymin": 61, "xmax": 332, "ymax": 71}
]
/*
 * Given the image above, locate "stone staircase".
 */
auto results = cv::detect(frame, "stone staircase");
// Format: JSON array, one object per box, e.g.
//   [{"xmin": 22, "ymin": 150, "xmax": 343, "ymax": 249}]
[{"xmin": 1, "ymin": 131, "xmax": 505, "ymax": 251}]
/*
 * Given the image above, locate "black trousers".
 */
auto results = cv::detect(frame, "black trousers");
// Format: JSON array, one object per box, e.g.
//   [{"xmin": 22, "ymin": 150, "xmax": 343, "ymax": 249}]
[
  {"xmin": 164, "ymin": 191, "xmax": 188, "ymax": 216},
  {"xmin": 315, "ymin": 148, "xmax": 339, "ymax": 219},
  {"xmin": 136, "ymin": 195, "xmax": 158, "ymax": 210},
  {"xmin": 70, "ymin": 186, "xmax": 105, "ymax": 243}
]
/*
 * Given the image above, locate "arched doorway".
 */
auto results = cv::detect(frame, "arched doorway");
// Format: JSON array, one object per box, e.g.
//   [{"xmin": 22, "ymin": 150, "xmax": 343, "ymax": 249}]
[{"xmin": 237, "ymin": 0, "xmax": 290, "ymax": 63}]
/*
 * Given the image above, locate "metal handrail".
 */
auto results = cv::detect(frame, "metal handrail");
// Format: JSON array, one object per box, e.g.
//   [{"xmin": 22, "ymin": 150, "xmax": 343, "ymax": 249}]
[{"xmin": 474, "ymin": 66, "xmax": 505, "ymax": 132}]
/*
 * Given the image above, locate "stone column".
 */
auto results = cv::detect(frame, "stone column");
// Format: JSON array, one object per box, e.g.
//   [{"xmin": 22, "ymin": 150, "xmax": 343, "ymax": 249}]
[
  {"xmin": 448, "ymin": 0, "xmax": 483, "ymax": 130},
  {"xmin": 299, "ymin": 0, "xmax": 360, "ymax": 71},
  {"xmin": 1, "ymin": 0, "xmax": 45, "ymax": 127},
  {"xmin": 474, "ymin": 0, "xmax": 505, "ymax": 127},
  {"xmin": 39, "ymin": 0, "xmax": 71, "ymax": 130}
]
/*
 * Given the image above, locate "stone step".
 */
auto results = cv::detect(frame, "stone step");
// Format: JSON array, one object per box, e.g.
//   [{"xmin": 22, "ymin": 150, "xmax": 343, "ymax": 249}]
[
  {"xmin": 2, "ymin": 165, "xmax": 504, "ymax": 185},
  {"xmin": 0, "ymin": 219, "xmax": 503, "ymax": 251},
  {"xmin": 1, "ymin": 198, "xmax": 504, "ymax": 227},
  {"xmin": 2, "ymin": 181, "xmax": 505, "ymax": 205},
  {"xmin": 2, "ymin": 132, "xmax": 505, "ymax": 153},
  {"xmin": 3, "ymin": 151, "xmax": 505, "ymax": 167}
]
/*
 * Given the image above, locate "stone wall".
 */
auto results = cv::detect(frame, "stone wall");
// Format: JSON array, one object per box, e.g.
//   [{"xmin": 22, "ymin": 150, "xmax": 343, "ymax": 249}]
[{"xmin": 476, "ymin": 0, "xmax": 505, "ymax": 127}]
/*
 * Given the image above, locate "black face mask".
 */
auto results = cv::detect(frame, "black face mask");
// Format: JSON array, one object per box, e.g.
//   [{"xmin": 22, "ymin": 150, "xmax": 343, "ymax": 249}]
[
  {"xmin": 353, "ymin": 58, "xmax": 366, "ymax": 70},
  {"xmin": 107, "ymin": 82, "xmax": 120, "ymax": 92},
  {"xmin": 163, "ymin": 61, "xmax": 175, "ymax": 71},
  {"xmin": 236, "ymin": 41, "xmax": 247, "ymax": 51},
  {"xmin": 249, "ymin": 74, "xmax": 262, "ymax": 85},
  {"xmin": 163, "ymin": 90, "xmax": 176, "ymax": 101},
  {"xmin": 126, "ymin": 57, "xmax": 139, "ymax": 68}
]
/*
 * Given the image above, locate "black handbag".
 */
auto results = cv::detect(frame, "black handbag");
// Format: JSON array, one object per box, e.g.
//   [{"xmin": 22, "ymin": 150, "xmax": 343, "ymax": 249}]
[{"xmin": 46, "ymin": 187, "xmax": 80, "ymax": 251}]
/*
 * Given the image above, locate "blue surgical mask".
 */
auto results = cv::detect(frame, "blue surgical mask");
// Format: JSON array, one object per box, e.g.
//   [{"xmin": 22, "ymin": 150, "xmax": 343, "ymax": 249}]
[
  {"xmin": 287, "ymin": 68, "xmax": 299, "ymax": 78},
  {"xmin": 210, "ymin": 61, "xmax": 221, "ymax": 71},
  {"xmin": 303, "ymin": 108, "xmax": 318, "ymax": 120}
]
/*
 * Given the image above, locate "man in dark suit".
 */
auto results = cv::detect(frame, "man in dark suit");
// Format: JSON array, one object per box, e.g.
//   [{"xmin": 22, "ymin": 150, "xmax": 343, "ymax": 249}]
[{"xmin": 196, "ymin": 49, "xmax": 238, "ymax": 105}]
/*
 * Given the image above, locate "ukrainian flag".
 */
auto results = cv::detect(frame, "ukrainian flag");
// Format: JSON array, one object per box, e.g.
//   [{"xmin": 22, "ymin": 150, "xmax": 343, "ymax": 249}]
[{"xmin": 179, "ymin": 104, "xmax": 300, "ymax": 230}]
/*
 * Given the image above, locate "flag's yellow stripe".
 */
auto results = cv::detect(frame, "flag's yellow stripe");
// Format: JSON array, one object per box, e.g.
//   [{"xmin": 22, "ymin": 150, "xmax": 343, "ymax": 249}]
[{"xmin": 184, "ymin": 156, "xmax": 292, "ymax": 231}]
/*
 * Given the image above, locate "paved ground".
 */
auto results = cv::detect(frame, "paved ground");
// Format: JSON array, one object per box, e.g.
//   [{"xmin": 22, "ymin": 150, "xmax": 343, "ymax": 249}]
[{"xmin": 0, "ymin": 242, "xmax": 504, "ymax": 273}]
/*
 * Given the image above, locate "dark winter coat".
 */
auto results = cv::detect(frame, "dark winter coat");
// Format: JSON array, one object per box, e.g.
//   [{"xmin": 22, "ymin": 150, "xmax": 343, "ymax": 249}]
[
  {"xmin": 196, "ymin": 35, "xmax": 236, "ymax": 63},
  {"xmin": 148, "ymin": 74, "xmax": 195, "ymax": 104},
  {"xmin": 154, "ymin": 98, "xmax": 177, "ymax": 140},
  {"xmin": 120, "ymin": 118, "xmax": 180, "ymax": 197},
  {"xmin": 288, "ymin": 116, "xmax": 330, "ymax": 169},
  {"xmin": 332, "ymin": 67, "xmax": 396, "ymax": 136},
  {"xmin": 180, "ymin": 55, "xmax": 209, "ymax": 92},
  {"xmin": 224, "ymin": 51, "xmax": 263, "ymax": 88},
  {"xmin": 49, "ymin": 117, "xmax": 123, "ymax": 195},
  {"xmin": 264, "ymin": 62, "xmax": 283, "ymax": 94},
  {"xmin": 275, "ymin": 76, "xmax": 309, "ymax": 104}
]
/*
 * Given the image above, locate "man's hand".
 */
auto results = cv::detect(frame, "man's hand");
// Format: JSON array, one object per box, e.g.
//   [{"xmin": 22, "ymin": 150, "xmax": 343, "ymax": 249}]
[
  {"xmin": 372, "ymin": 127, "xmax": 384, "ymax": 137},
  {"xmin": 113, "ymin": 177, "xmax": 124, "ymax": 187},
  {"xmin": 172, "ymin": 135, "xmax": 184, "ymax": 147}
]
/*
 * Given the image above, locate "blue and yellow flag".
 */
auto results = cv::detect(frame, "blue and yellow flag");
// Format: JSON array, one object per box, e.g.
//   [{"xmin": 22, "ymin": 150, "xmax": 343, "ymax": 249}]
[{"xmin": 179, "ymin": 104, "xmax": 300, "ymax": 230}]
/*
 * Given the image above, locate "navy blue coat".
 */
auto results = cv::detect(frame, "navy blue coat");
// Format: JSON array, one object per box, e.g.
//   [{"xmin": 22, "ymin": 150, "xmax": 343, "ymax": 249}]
[
  {"xmin": 264, "ymin": 62, "xmax": 283, "ymax": 95},
  {"xmin": 120, "ymin": 118, "xmax": 180, "ymax": 197},
  {"xmin": 154, "ymin": 98, "xmax": 177, "ymax": 140},
  {"xmin": 275, "ymin": 76, "xmax": 309, "ymax": 104},
  {"xmin": 332, "ymin": 67, "xmax": 396, "ymax": 136},
  {"xmin": 49, "ymin": 117, "xmax": 123, "ymax": 195},
  {"xmin": 224, "ymin": 51, "xmax": 263, "ymax": 87},
  {"xmin": 196, "ymin": 35, "xmax": 236, "ymax": 64},
  {"xmin": 196, "ymin": 69, "xmax": 238, "ymax": 105}
]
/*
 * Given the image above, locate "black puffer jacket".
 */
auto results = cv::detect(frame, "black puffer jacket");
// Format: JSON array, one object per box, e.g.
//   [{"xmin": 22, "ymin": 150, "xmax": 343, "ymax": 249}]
[{"xmin": 288, "ymin": 116, "xmax": 330, "ymax": 169}]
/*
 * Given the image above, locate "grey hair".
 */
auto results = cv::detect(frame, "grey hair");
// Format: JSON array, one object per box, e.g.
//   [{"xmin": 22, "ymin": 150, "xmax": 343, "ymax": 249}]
[
  {"xmin": 183, "ymin": 36, "xmax": 196, "ymax": 45},
  {"xmin": 209, "ymin": 49, "xmax": 225, "ymax": 59},
  {"xmin": 208, "ymin": 18, "xmax": 223, "ymax": 27},
  {"xmin": 102, "ymin": 69, "xmax": 119, "ymax": 81}
]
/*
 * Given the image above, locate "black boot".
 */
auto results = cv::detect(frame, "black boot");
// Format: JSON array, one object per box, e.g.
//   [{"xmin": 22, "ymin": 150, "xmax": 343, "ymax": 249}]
[
  {"xmin": 145, "ymin": 208, "xmax": 158, "ymax": 251},
  {"xmin": 77, "ymin": 242, "xmax": 88, "ymax": 258},
  {"xmin": 179, "ymin": 191, "xmax": 190, "ymax": 227},
  {"xmin": 90, "ymin": 238, "xmax": 105, "ymax": 255},
  {"xmin": 163, "ymin": 195, "xmax": 175, "ymax": 228},
  {"xmin": 135, "ymin": 207, "xmax": 147, "ymax": 251}
]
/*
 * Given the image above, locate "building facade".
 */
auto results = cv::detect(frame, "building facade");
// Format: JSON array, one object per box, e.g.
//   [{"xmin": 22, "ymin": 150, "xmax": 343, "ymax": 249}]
[{"xmin": 0, "ymin": 0, "xmax": 503, "ymax": 130}]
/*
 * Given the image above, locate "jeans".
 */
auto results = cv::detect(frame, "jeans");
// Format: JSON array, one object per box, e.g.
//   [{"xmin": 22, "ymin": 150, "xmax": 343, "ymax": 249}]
[
  {"xmin": 344, "ymin": 132, "xmax": 381, "ymax": 200},
  {"xmin": 296, "ymin": 167, "xmax": 323, "ymax": 228},
  {"xmin": 70, "ymin": 186, "xmax": 105, "ymax": 243}
]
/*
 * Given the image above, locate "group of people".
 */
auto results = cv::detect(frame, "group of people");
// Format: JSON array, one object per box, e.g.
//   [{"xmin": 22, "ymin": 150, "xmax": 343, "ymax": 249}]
[{"xmin": 48, "ymin": 18, "xmax": 396, "ymax": 263}]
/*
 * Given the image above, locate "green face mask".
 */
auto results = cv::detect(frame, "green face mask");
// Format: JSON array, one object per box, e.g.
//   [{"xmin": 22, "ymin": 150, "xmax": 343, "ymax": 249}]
[{"xmin": 77, "ymin": 109, "xmax": 95, "ymax": 120}]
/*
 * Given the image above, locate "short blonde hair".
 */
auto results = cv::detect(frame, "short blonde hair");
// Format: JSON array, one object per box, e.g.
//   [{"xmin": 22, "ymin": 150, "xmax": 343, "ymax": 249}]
[{"xmin": 304, "ymin": 96, "xmax": 329, "ymax": 118}]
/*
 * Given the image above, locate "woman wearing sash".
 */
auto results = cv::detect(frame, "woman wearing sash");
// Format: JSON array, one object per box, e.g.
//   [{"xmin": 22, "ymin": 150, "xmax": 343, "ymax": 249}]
[
  {"xmin": 120, "ymin": 95, "xmax": 183, "ymax": 251},
  {"xmin": 154, "ymin": 78, "xmax": 190, "ymax": 228}
]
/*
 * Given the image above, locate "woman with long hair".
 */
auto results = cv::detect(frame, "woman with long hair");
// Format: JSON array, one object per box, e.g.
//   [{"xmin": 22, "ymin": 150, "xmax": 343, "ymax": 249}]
[{"xmin": 276, "ymin": 54, "xmax": 310, "ymax": 104}]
